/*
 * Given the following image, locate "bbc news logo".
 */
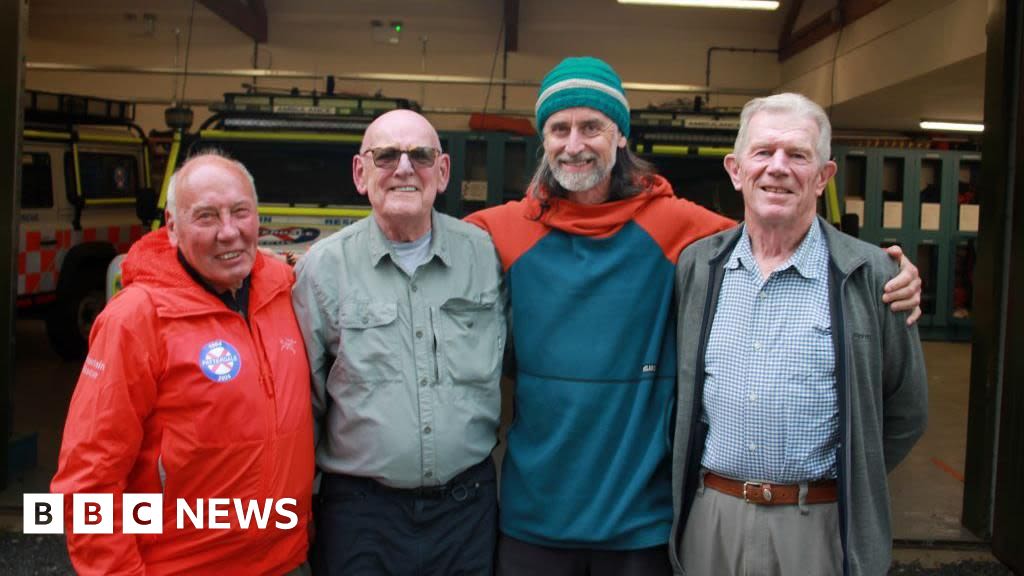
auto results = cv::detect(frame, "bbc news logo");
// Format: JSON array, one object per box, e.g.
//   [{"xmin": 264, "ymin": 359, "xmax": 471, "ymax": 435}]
[{"xmin": 23, "ymin": 494, "xmax": 298, "ymax": 534}]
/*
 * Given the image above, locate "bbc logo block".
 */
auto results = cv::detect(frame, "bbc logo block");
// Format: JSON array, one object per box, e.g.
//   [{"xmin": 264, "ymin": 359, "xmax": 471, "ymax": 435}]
[
  {"xmin": 123, "ymin": 493, "xmax": 163, "ymax": 534},
  {"xmin": 24, "ymin": 493, "xmax": 163, "ymax": 534},
  {"xmin": 23, "ymin": 494, "xmax": 297, "ymax": 534},
  {"xmin": 23, "ymin": 493, "xmax": 63, "ymax": 534}
]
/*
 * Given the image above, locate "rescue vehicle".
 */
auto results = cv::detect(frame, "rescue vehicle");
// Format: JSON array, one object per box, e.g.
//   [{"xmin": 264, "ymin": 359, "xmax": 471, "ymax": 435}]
[
  {"xmin": 18, "ymin": 90, "xmax": 152, "ymax": 360},
  {"xmin": 106, "ymin": 90, "xmax": 414, "ymax": 299}
]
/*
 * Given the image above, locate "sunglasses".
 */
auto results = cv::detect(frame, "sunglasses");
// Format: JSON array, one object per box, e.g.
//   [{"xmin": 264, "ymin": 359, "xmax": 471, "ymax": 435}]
[{"xmin": 362, "ymin": 147, "xmax": 442, "ymax": 170}]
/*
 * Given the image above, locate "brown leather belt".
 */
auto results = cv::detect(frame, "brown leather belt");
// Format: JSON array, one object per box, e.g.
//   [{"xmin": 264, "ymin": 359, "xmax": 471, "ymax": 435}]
[{"xmin": 704, "ymin": 471, "xmax": 838, "ymax": 505}]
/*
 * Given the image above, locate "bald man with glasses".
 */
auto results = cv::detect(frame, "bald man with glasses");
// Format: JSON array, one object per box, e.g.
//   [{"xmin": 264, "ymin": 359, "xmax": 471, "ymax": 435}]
[{"xmin": 292, "ymin": 109, "xmax": 507, "ymax": 575}]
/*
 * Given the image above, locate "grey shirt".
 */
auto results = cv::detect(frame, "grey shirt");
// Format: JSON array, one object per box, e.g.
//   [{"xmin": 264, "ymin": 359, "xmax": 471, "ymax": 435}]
[{"xmin": 293, "ymin": 210, "xmax": 506, "ymax": 488}]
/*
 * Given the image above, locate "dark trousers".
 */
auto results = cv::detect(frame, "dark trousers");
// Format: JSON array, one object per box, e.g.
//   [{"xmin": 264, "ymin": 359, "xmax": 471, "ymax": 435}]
[
  {"xmin": 314, "ymin": 457, "xmax": 497, "ymax": 576},
  {"xmin": 496, "ymin": 534, "xmax": 672, "ymax": 576}
]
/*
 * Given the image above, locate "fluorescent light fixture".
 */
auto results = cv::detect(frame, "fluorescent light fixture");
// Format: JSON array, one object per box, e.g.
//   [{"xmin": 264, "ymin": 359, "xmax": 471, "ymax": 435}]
[
  {"xmin": 919, "ymin": 120, "xmax": 984, "ymax": 133},
  {"xmin": 618, "ymin": 0, "xmax": 780, "ymax": 9}
]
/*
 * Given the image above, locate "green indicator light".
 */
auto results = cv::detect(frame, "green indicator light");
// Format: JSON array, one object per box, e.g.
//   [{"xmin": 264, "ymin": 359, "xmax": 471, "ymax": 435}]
[{"xmin": 394, "ymin": 24, "xmax": 402, "ymax": 32}]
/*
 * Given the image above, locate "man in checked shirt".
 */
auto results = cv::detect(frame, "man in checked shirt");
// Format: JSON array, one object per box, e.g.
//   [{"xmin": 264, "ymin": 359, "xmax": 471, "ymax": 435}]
[{"xmin": 670, "ymin": 93, "xmax": 928, "ymax": 576}]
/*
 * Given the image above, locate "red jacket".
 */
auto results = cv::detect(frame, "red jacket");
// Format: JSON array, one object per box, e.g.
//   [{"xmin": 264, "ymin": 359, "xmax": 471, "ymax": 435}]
[{"xmin": 51, "ymin": 228, "xmax": 314, "ymax": 575}]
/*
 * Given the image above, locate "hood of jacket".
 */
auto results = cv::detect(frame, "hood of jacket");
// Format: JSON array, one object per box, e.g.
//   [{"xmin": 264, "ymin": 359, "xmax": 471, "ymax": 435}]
[
  {"xmin": 120, "ymin": 227, "xmax": 291, "ymax": 316},
  {"xmin": 523, "ymin": 174, "xmax": 676, "ymax": 238}
]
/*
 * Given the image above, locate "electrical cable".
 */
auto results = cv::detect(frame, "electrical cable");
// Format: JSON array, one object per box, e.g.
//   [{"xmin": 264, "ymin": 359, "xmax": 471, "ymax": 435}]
[
  {"xmin": 828, "ymin": 25, "xmax": 844, "ymax": 122},
  {"xmin": 481, "ymin": 16, "xmax": 505, "ymax": 116},
  {"xmin": 252, "ymin": 41, "xmax": 259, "ymax": 93},
  {"xmin": 180, "ymin": 0, "xmax": 197, "ymax": 104}
]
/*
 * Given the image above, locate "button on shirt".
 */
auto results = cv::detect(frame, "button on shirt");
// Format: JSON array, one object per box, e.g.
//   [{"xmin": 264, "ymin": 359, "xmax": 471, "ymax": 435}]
[
  {"xmin": 701, "ymin": 219, "xmax": 838, "ymax": 483},
  {"xmin": 292, "ymin": 210, "xmax": 506, "ymax": 488}
]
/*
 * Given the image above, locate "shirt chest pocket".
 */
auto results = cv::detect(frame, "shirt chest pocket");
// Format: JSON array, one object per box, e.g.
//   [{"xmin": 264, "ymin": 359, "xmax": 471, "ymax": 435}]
[
  {"xmin": 786, "ymin": 322, "xmax": 836, "ymax": 387},
  {"xmin": 338, "ymin": 301, "xmax": 403, "ymax": 384},
  {"xmin": 437, "ymin": 297, "xmax": 504, "ymax": 386}
]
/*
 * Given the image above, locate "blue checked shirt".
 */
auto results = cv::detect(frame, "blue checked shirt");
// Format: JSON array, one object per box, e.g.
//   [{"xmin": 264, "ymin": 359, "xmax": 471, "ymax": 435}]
[{"xmin": 701, "ymin": 219, "xmax": 838, "ymax": 483}]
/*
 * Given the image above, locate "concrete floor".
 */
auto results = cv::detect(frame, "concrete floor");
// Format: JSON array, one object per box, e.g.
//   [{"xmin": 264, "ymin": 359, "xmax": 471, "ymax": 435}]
[
  {"xmin": 889, "ymin": 341, "xmax": 977, "ymax": 542},
  {"xmin": 0, "ymin": 318, "xmax": 1012, "ymax": 573},
  {"xmin": 2, "ymin": 318, "xmax": 77, "ymax": 511}
]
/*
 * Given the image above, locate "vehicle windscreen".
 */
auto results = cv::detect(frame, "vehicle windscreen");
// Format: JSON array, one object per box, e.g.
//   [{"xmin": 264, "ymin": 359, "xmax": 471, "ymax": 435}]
[
  {"xmin": 647, "ymin": 154, "xmax": 743, "ymax": 221},
  {"xmin": 194, "ymin": 140, "xmax": 368, "ymax": 207}
]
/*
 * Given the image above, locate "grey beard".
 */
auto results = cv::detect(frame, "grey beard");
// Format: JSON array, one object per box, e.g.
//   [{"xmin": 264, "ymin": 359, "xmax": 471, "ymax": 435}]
[{"xmin": 549, "ymin": 154, "xmax": 615, "ymax": 193}]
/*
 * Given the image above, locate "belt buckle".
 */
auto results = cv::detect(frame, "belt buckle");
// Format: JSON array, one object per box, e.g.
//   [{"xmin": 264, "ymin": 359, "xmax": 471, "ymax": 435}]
[
  {"xmin": 413, "ymin": 485, "xmax": 446, "ymax": 499},
  {"xmin": 743, "ymin": 481, "xmax": 773, "ymax": 504}
]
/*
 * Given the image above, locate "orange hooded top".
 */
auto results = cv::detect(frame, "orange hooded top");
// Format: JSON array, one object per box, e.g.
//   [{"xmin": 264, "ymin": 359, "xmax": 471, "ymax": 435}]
[{"xmin": 51, "ymin": 228, "xmax": 313, "ymax": 575}]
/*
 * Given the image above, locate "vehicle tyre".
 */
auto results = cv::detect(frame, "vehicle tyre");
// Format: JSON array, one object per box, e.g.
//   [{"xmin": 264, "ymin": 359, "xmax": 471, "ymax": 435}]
[{"xmin": 46, "ymin": 265, "xmax": 106, "ymax": 362}]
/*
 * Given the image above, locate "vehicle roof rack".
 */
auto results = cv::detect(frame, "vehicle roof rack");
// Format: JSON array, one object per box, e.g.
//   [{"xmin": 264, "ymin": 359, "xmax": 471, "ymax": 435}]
[
  {"xmin": 24, "ymin": 89, "xmax": 136, "ymax": 127},
  {"xmin": 201, "ymin": 91, "xmax": 417, "ymax": 132},
  {"xmin": 630, "ymin": 108, "xmax": 741, "ymax": 148}
]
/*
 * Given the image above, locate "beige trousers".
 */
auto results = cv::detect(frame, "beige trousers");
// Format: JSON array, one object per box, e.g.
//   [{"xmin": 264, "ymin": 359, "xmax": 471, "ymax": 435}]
[{"xmin": 680, "ymin": 474, "xmax": 843, "ymax": 576}]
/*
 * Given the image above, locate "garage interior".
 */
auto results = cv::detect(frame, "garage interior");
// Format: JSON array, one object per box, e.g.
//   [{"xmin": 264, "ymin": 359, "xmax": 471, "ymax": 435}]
[{"xmin": 2, "ymin": 0, "xmax": 1024, "ymax": 574}]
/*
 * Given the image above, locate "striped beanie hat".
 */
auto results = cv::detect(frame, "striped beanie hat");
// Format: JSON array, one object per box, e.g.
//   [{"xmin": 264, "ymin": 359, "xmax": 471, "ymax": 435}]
[{"xmin": 535, "ymin": 57, "xmax": 631, "ymax": 138}]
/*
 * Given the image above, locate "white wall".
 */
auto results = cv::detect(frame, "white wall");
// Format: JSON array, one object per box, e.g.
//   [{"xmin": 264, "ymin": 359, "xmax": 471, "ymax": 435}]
[
  {"xmin": 778, "ymin": 0, "xmax": 986, "ymax": 129},
  {"xmin": 25, "ymin": 0, "xmax": 782, "ymax": 133}
]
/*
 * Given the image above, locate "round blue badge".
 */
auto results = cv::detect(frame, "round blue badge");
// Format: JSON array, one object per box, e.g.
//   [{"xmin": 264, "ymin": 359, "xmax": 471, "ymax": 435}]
[{"xmin": 198, "ymin": 340, "xmax": 242, "ymax": 383}]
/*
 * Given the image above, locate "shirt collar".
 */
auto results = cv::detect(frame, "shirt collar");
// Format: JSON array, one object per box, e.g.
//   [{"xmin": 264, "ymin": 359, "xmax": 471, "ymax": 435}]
[
  {"xmin": 368, "ymin": 209, "xmax": 451, "ymax": 268},
  {"xmin": 725, "ymin": 226, "xmax": 752, "ymax": 271},
  {"xmin": 788, "ymin": 218, "xmax": 825, "ymax": 279},
  {"xmin": 725, "ymin": 218, "xmax": 824, "ymax": 280}
]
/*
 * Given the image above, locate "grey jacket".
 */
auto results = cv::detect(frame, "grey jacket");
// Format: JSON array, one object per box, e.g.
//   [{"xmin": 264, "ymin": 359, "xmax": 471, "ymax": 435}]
[{"xmin": 669, "ymin": 217, "xmax": 928, "ymax": 576}]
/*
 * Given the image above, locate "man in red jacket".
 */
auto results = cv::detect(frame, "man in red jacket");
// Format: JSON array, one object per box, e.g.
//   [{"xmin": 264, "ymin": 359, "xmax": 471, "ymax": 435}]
[{"xmin": 51, "ymin": 152, "xmax": 314, "ymax": 576}]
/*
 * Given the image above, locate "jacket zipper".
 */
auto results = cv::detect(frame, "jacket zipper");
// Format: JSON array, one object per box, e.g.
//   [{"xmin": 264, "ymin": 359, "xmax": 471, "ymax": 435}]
[
  {"xmin": 673, "ymin": 238, "xmax": 734, "ymax": 564},
  {"xmin": 246, "ymin": 284, "xmax": 284, "ymax": 507}
]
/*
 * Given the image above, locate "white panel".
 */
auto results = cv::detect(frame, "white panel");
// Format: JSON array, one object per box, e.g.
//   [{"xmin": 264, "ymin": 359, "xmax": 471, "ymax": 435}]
[
  {"xmin": 959, "ymin": 204, "xmax": 980, "ymax": 232},
  {"xmin": 845, "ymin": 198, "xmax": 865, "ymax": 226},
  {"xmin": 920, "ymin": 203, "xmax": 941, "ymax": 231},
  {"xmin": 883, "ymin": 201, "xmax": 903, "ymax": 229}
]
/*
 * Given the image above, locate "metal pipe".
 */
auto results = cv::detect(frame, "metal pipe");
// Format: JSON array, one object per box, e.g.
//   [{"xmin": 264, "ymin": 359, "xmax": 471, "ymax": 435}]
[
  {"xmin": 127, "ymin": 95, "xmax": 536, "ymax": 117},
  {"xmin": 424, "ymin": 106, "xmax": 533, "ymax": 116},
  {"xmin": 502, "ymin": 42, "xmax": 509, "ymax": 109},
  {"xmin": 27, "ymin": 61, "xmax": 767, "ymax": 96}
]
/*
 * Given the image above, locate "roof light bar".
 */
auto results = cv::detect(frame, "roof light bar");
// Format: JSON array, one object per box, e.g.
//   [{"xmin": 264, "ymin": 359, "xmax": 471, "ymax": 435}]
[
  {"xmin": 919, "ymin": 120, "xmax": 984, "ymax": 133},
  {"xmin": 618, "ymin": 0, "xmax": 779, "ymax": 10}
]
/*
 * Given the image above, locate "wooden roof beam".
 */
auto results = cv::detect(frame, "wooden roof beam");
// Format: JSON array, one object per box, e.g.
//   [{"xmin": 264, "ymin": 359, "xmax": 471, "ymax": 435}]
[
  {"xmin": 779, "ymin": 0, "xmax": 892, "ymax": 62},
  {"xmin": 505, "ymin": 0, "xmax": 519, "ymax": 52},
  {"xmin": 199, "ymin": 0, "xmax": 267, "ymax": 43}
]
